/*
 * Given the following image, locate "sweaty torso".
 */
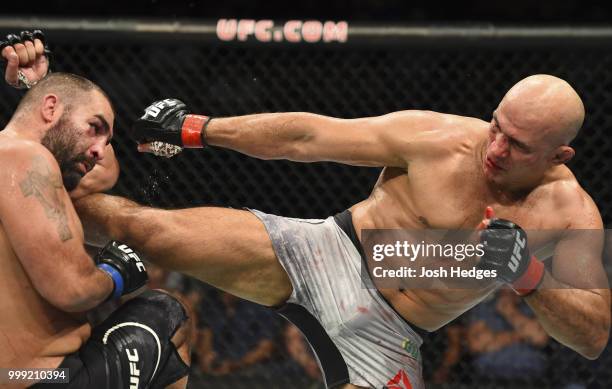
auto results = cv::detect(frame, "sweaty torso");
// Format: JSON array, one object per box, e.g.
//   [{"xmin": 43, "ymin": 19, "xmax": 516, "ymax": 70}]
[
  {"xmin": 350, "ymin": 118, "xmax": 577, "ymax": 331},
  {"xmin": 0, "ymin": 135, "xmax": 91, "ymax": 371}
]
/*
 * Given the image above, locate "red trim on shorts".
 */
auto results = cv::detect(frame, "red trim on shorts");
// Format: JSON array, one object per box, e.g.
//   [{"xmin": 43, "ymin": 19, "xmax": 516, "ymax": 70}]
[{"xmin": 387, "ymin": 369, "xmax": 413, "ymax": 389}]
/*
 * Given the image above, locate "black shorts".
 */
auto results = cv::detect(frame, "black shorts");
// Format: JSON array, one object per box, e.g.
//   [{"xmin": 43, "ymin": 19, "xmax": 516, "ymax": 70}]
[{"xmin": 31, "ymin": 290, "xmax": 190, "ymax": 389}]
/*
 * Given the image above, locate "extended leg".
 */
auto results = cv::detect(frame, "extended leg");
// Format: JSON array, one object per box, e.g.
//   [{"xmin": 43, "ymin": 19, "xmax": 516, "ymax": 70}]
[{"xmin": 75, "ymin": 193, "xmax": 292, "ymax": 306}]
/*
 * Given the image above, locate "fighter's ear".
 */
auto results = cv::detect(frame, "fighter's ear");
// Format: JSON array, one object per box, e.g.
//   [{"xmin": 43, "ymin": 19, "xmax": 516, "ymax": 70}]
[
  {"xmin": 40, "ymin": 93, "xmax": 59, "ymax": 123},
  {"xmin": 552, "ymin": 145, "xmax": 575, "ymax": 165}
]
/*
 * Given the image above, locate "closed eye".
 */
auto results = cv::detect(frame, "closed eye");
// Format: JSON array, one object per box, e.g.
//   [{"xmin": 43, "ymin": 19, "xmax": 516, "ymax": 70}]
[
  {"xmin": 93, "ymin": 114, "xmax": 112, "ymax": 143},
  {"xmin": 509, "ymin": 137, "xmax": 530, "ymax": 153}
]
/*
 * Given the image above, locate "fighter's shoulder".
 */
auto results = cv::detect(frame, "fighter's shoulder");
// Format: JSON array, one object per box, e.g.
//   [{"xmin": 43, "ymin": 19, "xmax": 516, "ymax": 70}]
[
  {"xmin": 385, "ymin": 110, "xmax": 486, "ymax": 150},
  {"xmin": 0, "ymin": 139, "xmax": 59, "ymax": 178},
  {"xmin": 385, "ymin": 110, "xmax": 484, "ymax": 132},
  {"xmin": 538, "ymin": 171, "xmax": 602, "ymax": 228},
  {"xmin": 422, "ymin": 112, "xmax": 485, "ymax": 142}
]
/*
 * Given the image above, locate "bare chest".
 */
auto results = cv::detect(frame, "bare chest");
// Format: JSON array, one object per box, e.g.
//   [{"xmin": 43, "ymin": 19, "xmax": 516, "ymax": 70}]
[
  {"xmin": 404, "ymin": 158, "xmax": 491, "ymax": 229},
  {"xmin": 381, "ymin": 158, "xmax": 564, "ymax": 232}
]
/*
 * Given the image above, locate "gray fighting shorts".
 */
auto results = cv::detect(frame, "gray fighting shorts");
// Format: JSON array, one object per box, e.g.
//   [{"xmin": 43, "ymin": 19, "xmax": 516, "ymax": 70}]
[{"xmin": 250, "ymin": 209, "xmax": 424, "ymax": 389}]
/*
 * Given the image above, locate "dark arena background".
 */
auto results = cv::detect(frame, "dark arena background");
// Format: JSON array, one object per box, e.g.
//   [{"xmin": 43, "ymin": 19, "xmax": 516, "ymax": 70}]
[{"xmin": 1, "ymin": 1, "xmax": 612, "ymax": 388}]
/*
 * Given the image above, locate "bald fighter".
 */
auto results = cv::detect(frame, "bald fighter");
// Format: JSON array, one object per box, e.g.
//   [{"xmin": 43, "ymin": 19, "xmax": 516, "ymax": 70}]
[
  {"xmin": 75, "ymin": 75, "xmax": 610, "ymax": 388},
  {"xmin": 0, "ymin": 33, "xmax": 192, "ymax": 388}
]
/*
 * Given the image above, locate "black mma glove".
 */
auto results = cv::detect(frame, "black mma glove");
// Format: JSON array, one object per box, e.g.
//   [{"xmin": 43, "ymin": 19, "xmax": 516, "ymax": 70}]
[
  {"xmin": 131, "ymin": 98, "xmax": 211, "ymax": 148},
  {"xmin": 0, "ymin": 29, "xmax": 52, "ymax": 89},
  {"xmin": 0, "ymin": 30, "xmax": 51, "ymax": 55},
  {"xmin": 95, "ymin": 241, "xmax": 148, "ymax": 300},
  {"xmin": 479, "ymin": 218, "xmax": 545, "ymax": 296}
]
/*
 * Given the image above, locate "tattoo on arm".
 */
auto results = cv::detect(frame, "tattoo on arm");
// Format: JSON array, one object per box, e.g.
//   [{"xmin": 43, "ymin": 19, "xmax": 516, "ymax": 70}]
[{"xmin": 19, "ymin": 156, "xmax": 73, "ymax": 241}]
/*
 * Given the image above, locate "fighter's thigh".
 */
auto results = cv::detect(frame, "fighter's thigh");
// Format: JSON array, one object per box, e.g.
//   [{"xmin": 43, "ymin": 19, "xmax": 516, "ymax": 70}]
[{"xmin": 140, "ymin": 207, "xmax": 291, "ymax": 306}]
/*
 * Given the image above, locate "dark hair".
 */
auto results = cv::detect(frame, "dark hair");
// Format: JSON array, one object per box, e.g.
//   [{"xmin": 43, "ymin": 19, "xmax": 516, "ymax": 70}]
[{"xmin": 15, "ymin": 72, "xmax": 114, "ymax": 116}]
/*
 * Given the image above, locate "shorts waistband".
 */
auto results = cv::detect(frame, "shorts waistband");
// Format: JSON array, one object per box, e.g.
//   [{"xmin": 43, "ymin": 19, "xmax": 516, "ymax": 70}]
[
  {"xmin": 333, "ymin": 209, "xmax": 429, "ymax": 340},
  {"xmin": 333, "ymin": 210, "xmax": 365, "ymax": 259}
]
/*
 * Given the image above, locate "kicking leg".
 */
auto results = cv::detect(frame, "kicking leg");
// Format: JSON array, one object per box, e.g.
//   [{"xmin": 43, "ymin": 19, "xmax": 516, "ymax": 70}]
[{"xmin": 75, "ymin": 193, "xmax": 292, "ymax": 307}]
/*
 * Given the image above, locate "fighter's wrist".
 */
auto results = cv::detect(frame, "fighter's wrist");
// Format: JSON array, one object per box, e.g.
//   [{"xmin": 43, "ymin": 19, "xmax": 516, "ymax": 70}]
[
  {"xmin": 181, "ymin": 114, "xmax": 211, "ymax": 148},
  {"xmin": 97, "ymin": 263, "xmax": 124, "ymax": 300},
  {"xmin": 510, "ymin": 255, "xmax": 545, "ymax": 296}
]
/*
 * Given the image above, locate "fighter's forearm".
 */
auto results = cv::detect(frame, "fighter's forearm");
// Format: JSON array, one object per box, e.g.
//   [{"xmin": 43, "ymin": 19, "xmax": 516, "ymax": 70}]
[
  {"xmin": 526, "ymin": 272, "xmax": 610, "ymax": 359},
  {"xmin": 206, "ymin": 112, "xmax": 321, "ymax": 161},
  {"xmin": 42, "ymin": 253, "xmax": 114, "ymax": 312},
  {"xmin": 64, "ymin": 267, "xmax": 115, "ymax": 312}
]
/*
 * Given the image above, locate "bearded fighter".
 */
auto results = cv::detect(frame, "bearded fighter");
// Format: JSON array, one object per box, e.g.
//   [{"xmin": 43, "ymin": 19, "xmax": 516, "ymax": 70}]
[{"xmin": 0, "ymin": 32, "xmax": 192, "ymax": 388}]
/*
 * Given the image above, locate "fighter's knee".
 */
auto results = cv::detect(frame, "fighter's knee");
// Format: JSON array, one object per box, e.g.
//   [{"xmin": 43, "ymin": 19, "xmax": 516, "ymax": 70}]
[
  {"xmin": 148, "ymin": 289, "xmax": 195, "ymax": 343},
  {"xmin": 138, "ymin": 289, "xmax": 191, "ymax": 330},
  {"xmin": 150, "ymin": 288, "xmax": 192, "ymax": 316}
]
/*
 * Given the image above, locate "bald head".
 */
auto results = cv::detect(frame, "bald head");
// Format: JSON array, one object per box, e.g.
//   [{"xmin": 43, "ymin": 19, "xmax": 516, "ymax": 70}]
[{"xmin": 499, "ymin": 74, "xmax": 584, "ymax": 145}]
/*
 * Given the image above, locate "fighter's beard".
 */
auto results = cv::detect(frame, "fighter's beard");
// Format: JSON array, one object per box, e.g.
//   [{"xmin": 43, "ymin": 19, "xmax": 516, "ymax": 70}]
[{"xmin": 41, "ymin": 119, "xmax": 87, "ymax": 191}]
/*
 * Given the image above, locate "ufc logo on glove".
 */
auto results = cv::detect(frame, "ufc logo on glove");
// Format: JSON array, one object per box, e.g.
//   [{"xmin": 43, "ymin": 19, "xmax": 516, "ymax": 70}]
[{"xmin": 144, "ymin": 99, "xmax": 180, "ymax": 118}]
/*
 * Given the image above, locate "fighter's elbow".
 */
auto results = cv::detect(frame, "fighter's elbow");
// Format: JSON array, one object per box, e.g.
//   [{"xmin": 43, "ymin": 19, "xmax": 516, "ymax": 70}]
[
  {"xmin": 285, "ymin": 137, "xmax": 316, "ymax": 162},
  {"xmin": 276, "ymin": 113, "xmax": 322, "ymax": 161},
  {"xmin": 587, "ymin": 314, "xmax": 612, "ymax": 359},
  {"xmin": 580, "ymin": 347, "xmax": 603, "ymax": 361},
  {"xmin": 577, "ymin": 331, "xmax": 609, "ymax": 360}
]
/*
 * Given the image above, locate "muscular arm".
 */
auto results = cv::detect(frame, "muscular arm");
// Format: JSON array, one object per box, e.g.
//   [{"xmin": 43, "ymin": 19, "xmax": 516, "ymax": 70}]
[
  {"xmin": 525, "ymin": 198, "xmax": 610, "ymax": 359},
  {"xmin": 205, "ymin": 110, "xmax": 457, "ymax": 167},
  {"xmin": 0, "ymin": 144, "xmax": 113, "ymax": 312}
]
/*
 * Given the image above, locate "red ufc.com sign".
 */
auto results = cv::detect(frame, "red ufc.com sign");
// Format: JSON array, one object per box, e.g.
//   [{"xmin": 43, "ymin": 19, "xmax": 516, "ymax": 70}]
[{"xmin": 216, "ymin": 19, "xmax": 349, "ymax": 43}]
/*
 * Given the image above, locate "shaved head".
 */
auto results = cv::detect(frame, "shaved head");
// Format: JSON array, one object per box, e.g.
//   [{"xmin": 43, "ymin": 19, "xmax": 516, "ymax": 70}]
[
  {"xmin": 484, "ymin": 75, "xmax": 585, "ymax": 189},
  {"xmin": 14, "ymin": 72, "xmax": 114, "ymax": 119},
  {"xmin": 499, "ymin": 74, "xmax": 584, "ymax": 146}
]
